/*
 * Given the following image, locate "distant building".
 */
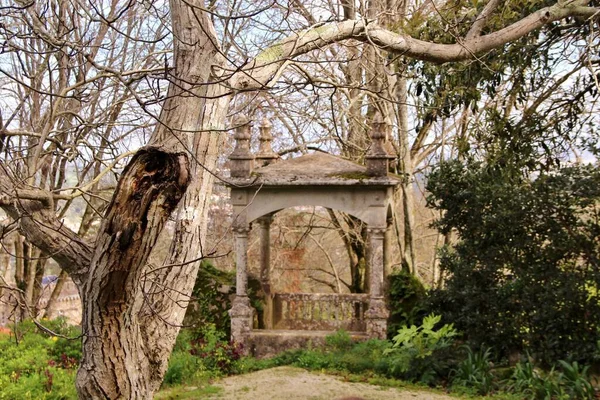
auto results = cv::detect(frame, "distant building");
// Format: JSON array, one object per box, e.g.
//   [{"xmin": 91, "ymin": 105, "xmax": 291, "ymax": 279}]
[{"xmin": 0, "ymin": 277, "xmax": 81, "ymax": 327}]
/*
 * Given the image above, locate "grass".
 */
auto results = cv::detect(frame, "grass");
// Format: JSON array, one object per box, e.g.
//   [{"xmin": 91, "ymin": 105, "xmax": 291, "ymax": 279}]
[{"xmin": 155, "ymin": 382, "xmax": 221, "ymax": 399}]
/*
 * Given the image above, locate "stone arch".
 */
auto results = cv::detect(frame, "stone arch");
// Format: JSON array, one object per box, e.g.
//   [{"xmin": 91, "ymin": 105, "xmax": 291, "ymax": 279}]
[
  {"xmin": 249, "ymin": 204, "xmax": 367, "ymax": 226},
  {"xmin": 240, "ymin": 187, "xmax": 389, "ymax": 228}
]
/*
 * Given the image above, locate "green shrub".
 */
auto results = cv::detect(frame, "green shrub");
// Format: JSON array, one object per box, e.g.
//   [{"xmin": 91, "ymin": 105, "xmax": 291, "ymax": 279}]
[
  {"xmin": 427, "ymin": 162, "xmax": 600, "ymax": 365},
  {"xmin": 324, "ymin": 329, "xmax": 353, "ymax": 351},
  {"xmin": 188, "ymin": 324, "xmax": 243, "ymax": 375},
  {"xmin": 0, "ymin": 319, "xmax": 80, "ymax": 400},
  {"xmin": 268, "ymin": 349, "xmax": 306, "ymax": 366},
  {"xmin": 184, "ymin": 261, "xmax": 264, "ymax": 335},
  {"xmin": 336, "ymin": 340, "xmax": 390, "ymax": 374},
  {"xmin": 295, "ymin": 351, "xmax": 332, "ymax": 369},
  {"xmin": 452, "ymin": 346, "xmax": 495, "ymax": 395},
  {"xmin": 184, "ymin": 260, "xmax": 235, "ymax": 335},
  {"xmin": 383, "ymin": 314, "xmax": 458, "ymax": 383},
  {"xmin": 386, "ymin": 270, "xmax": 426, "ymax": 337},
  {"xmin": 163, "ymin": 351, "xmax": 202, "ymax": 386},
  {"xmin": 557, "ymin": 360, "xmax": 595, "ymax": 399},
  {"xmin": 231, "ymin": 356, "xmax": 278, "ymax": 374},
  {"xmin": 0, "ymin": 366, "xmax": 77, "ymax": 400},
  {"xmin": 505, "ymin": 359, "xmax": 596, "ymax": 399}
]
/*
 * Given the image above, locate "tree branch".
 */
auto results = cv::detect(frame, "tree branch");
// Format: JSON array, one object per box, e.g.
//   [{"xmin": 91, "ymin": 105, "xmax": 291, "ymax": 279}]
[
  {"xmin": 234, "ymin": 1, "xmax": 599, "ymax": 89},
  {"xmin": 465, "ymin": 0, "xmax": 503, "ymax": 40},
  {"xmin": 0, "ymin": 164, "xmax": 92, "ymax": 286}
]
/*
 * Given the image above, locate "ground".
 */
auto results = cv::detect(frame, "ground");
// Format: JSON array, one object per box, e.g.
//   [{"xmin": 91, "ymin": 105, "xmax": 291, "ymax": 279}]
[{"xmin": 157, "ymin": 366, "xmax": 456, "ymax": 400}]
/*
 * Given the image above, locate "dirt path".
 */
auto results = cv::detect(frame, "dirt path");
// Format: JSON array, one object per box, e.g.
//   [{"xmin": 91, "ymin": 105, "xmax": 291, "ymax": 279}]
[{"xmin": 204, "ymin": 366, "xmax": 455, "ymax": 400}]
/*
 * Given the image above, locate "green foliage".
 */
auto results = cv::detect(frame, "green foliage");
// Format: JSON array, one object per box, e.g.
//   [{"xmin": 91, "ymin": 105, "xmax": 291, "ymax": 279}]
[
  {"xmin": 334, "ymin": 339, "xmax": 391, "ymax": 375},
  {"xmin": 184, "ymin": 261, "xmax": 264, "ymax": 335},
  {"xmin": 452, "ymin": 347, "xmax": 495, "ymax": 395},
  {"xmin": 163, "ymin": 325, "xmax": 244, "ymax": 387},
  {"xmin": 188, "ymin": 324, "xmax": 244, "ymax": 375},
  {"xmin": 295, "ymin": 350, "xmax": 332, "ymax": 370},
  {"xmin": 231, "ymin": 356, "xmax": 279, "ymax": 375},
  {"xmin": 184, "ymin": 260, "xmax": 235, "ymax": 336},
  {"xmin": 506, "ymin": 359, "xmax": 596, "ymax": 399},
  {"xmin": 557, "ymin": 360, "xmax": 596, "ymax": 400},
  {"xmin": 163, "ymin": 351, "xmax": 202, "ymax": 386},
  {"xmin": 427, "ymin": 161, "xmax": 600, "ymax": 365},
  {"xmin": 405, "ymin": 0, "xmax": 597, "ymax": 175},
  {"xmin": 0, "ymin": 319, "xmax": 80, "ymax": 400},
  {"xmin": 383, "ymin": 314, "xmax": 458, "ymax": 383},
  {"xmin": 386, "ymin": 270, "xmax": 426, "ymax": 337},
  {"xmin": 244, "ymin": 333, "xmax": 392, "ymax": 376},
  {"xmin": 324, "ymin": 329, "xmax": 353, "ymax": 351}
]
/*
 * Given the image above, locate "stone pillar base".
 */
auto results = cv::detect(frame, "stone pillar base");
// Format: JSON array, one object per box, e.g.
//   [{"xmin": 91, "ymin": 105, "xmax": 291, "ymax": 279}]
[
  {"xmin": 365, "ymin": 297, "xmax": 389, "ymax": 339},
  {"xmin": 229, "ymin": 296, "xmax": 254, "ymax": 353}
]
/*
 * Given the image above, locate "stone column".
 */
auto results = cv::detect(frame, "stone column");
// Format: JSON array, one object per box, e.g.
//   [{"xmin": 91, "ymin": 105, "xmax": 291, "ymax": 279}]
[
  {"xmin": 229, "ymin": 225, "xmax": 253, "ymax": 349},
  {"xmin": 365, "ymin": 113, "xmax": 393, "ymax": 177},
  {"xmin": 365, "ymin": 227, "xmax": 389, "ymax": 339},
  {"xmin": 258, "ymin": 214, "xmax": 274, "ymax": 329},
  {"xmin": 256, "ymin": 117, "xmax": 279, "ymax": 167},
  {"xmin": 384, "ymin": 216, "xmax": 393, "ymax": 278},
  {"xmin": 229, "ymin": 114, "xmax": 254, "ymax": 178}
]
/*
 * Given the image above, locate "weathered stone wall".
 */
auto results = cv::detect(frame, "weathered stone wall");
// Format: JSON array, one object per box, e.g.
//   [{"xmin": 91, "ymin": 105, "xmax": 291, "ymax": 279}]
[
  {"xmin": 271, "ymin": 293, "xmax": 369, "ymax": 332},
  {"xmin": 248, "ymin": 330, "xmax": 368, "ymax": 359}
]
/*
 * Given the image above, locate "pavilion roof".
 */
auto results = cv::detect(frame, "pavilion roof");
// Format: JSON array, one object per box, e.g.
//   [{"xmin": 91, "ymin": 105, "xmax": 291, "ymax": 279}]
[{"xmin": 230, "ymin": 152, "xmax": 401, "ymax": 187}]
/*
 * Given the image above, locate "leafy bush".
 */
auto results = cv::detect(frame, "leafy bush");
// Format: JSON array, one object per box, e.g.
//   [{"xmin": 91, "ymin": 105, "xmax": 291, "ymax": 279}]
[
  {"xmin": 0, "ymin": 319, "xmax": 79, "ymax": 400},
  {"xmin": 189, "ymin": 324, "xmax": 243, "ymax": 375},
  {"xmin": 324, "ymin": 329, "xmax": 353, "ymax": 351},
  {"xmin": 231, "ymin": 356, "xmax": 279, "ymax": 374},
  {"xmin": 183, "ymin": 261, "xmax": 264, "ymax": 335},
  {"xmin": 163, "ymin": 325, "xmax": 245, "ymax": 386},
  {"xmin": 383, "ymin": 314, "xmax": 458, "ymax": 383},
  {"xmin": 184, "ymin": 260, "xmax": 235, "ymax": 335},
  {"xmin": 557, "ymin": 360, "xmax": 595, "ymax": 399},
  {"xmin": 163, "ymin": 351, "xmax": 201, "ymax": 386},
  {"xmin": 427, "ymin": 161, "xmax": 600, "ymax": 365},
  {"xmin": 335, "ymin": 339, "xmax": 391, "ymax": 374},
  {"xmin": 248, "ymin": 333, "xmax": 391, "ymax": 376},
  {"xmin": 451, "ymin": 347, "xmax": 495, "ymax": 395},
  {"xmin": 0, "ymin": 366, "xmax": 77, "ymax": 400},
  {"xmin": 505, "ymin": 359, "xmax": 596, "ymax": 399},
  {"xmin": 386, "ymin": 270, "xmax": 426, "ymax": 337}
]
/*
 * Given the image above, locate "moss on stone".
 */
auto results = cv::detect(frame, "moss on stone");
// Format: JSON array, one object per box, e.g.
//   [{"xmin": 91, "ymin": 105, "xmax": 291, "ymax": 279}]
[{"xmin": 328, "ymin": 171, "xmax": 371, "ymax": 180}]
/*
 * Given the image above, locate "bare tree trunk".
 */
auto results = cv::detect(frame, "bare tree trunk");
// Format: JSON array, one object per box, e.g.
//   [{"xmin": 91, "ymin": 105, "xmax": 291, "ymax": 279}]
[
  {"xmin": 74, "ymin": 2, "xmax": 227, "ymax": 397},
  {"xmin": 0, "ymin": 237, "xmax": 12, "ymax": 298},
  {"xmin": 42, "ymin": 269, "xmax": 67, "ymax": 319},
  {"xmin": 327, "ymin": 209, "xmax": 368, "ymax": 293},
  {"xmin": 14, "ymin": 236, "xmax": 24, "ymax": 290},
  {"xmin": 76, "ymin": 149, "xmax": 191, "ymax": 398},
  {"xmin": 385, "ymin": 0, "xmax": 418, "ymax": 277},
  {"xmin": 396, "ymin": 76, "xmax": 417, "ymax": 275}
]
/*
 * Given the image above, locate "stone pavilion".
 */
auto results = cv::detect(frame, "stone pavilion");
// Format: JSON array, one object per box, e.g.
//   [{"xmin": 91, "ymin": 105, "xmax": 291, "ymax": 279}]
[{"xmin": 227, "ymin": 114, "xmax": 400, "ymax": 357}]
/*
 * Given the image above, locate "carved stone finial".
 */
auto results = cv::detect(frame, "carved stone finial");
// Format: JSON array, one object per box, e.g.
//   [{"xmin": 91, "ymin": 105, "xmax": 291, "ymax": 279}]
[
  {"xmin": 256, "ymin": 116, "xmax": 279, "ymax": 167},
  {"xmin": 366, "ymin": 112, "xmax": 393, "ymax": 177},
  {"xmin": 229, "ymin": 114, "xmax": 254, "ymax": 178}
]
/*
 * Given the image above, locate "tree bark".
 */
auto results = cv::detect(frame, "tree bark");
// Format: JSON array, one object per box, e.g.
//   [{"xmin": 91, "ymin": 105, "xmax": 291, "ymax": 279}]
[
  {"xmin": 75, "ymin": 0, "xmax": 227, "ymax": 396},
  {"xmin": 76, "ymin": 148, "xmax": 190, "ymax": 398},
  {"xmin": 396, "ymin": 75, "xmax": 418, "ymax": 275}
]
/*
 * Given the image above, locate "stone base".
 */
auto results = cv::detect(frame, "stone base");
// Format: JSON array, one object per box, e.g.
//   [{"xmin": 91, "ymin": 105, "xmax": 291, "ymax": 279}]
[
  {"xmin": 248, "ymin": 329, "xmax": 369, "ymax": 359},
  {"xmin": 229, "ymin": 296, "xmax": 254, "ymax": 353},
  {"xmin": 365, "ymin": 297, "xmax": 389, "ymax": 339}
]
